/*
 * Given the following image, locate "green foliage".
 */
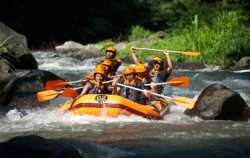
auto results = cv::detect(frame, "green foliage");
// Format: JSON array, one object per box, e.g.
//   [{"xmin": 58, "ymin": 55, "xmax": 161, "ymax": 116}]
[
  {"xmin": 0, "ymin": 34, "xmax": 21, "ymax": 72},
  {"xmin": 128, "ymin": 26, "xmax": 152, "ymax": 42},
  {"xmin": 182, "ymin": 10, "xmax": 250, "ymax": 69},
  {"xmin": 120, "ymin": 9, "xmax": 249, "ymax": 69}
]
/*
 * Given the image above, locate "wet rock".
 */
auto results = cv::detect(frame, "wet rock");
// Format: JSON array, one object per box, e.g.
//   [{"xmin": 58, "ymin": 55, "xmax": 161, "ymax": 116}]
[
  {"xmin": 78, "ymin": 50, "xmax": 102, "ymax": 60},
  {"xmin": 0, "ymin": 59, "xmax": 10, "ymax": 73},
  {"xmin": 0, "ymin": 70, "xmax": 65, "ymax": 107},
  {"xmin": 184, "ymin": 83, "xmax": 249, "ymax": 120},
  {"xmin": 234, "ymin": 56, "xmax": 250, "ymax": 70},
  {"xmin": 55, "ymin": 40, "xmax": 84, "ymax": 52},
  {"xmin": 0, "ymin": 22, "xmax": 38, "ymax": 70},
  {"xmin": 0, "ymin": 135, "xmax": 81, "ymax": 158},
  {"xmin": 0, "ymin": 73, "xmax": 18, "ymax": 104}
]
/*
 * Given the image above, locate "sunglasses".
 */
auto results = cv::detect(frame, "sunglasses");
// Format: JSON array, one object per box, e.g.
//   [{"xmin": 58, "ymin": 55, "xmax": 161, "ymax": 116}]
[{"xmin": 153, "ymin": 61, "xmax": 162, "ymax": 65}]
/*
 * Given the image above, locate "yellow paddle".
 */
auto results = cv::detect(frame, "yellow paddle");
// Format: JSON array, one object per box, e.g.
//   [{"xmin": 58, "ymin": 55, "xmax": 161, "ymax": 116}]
[
  {"xmin": 115, "ymin": 82, "xmax": 196, "ymax": 109},
  {"xmin": 144, "ymin": 77, "xmax": 189, "ymax": 87},
  {"xmin": 134, "ymin": 47, "xmax": 201, "ymax": 56}
]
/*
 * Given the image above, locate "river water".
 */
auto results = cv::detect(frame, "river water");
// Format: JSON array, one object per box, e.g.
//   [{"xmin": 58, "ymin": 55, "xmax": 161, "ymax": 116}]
[{"xmin": 1, "ymin": 51, "xmax": 250, "ymax": 157}]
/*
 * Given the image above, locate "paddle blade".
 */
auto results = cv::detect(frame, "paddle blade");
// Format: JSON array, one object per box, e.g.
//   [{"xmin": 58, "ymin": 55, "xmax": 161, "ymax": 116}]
[
  {"xmin": 181, "ymin": 51, "xmax": 201, "ymax": 56},
  {"xmin": 167, "ymin": 77, "xmax": 189, "ymax": 87},
  {"xmin": 172, "ymin": 97, "xmax": 196, "ymax": 109},
  {"xmin": 46, "ymin": 80, "xmax": 67, "ymax": 90},
  {"xmin": 37, "ymin": 90, "xmax": 60, "ymax": 102},
  {"xmin": 61, "ymin": 88, "xmax": 79, "ymax": 98}
]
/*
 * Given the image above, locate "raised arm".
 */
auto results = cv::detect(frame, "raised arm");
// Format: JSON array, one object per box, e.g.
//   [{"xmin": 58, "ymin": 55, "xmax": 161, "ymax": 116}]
[
  {"xmin": 131, "ymin": 46, "xmax": 140, "ymax": 64},
  {"xmin": 163, "ymin": 49, "xmax": 173, "ymax": 74}
]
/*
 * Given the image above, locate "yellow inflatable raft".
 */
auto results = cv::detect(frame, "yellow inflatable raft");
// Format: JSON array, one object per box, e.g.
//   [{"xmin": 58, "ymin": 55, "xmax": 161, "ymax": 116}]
[{"xmin": 60, "ymin": 94, "xmax": 169, "ymax": 120}]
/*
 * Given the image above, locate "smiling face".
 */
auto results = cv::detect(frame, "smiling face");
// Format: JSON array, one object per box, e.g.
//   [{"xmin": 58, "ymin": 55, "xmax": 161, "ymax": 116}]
[
  {"xmin": 125, "ymin": 73, "xmax": 135, "ymax": 82},
  {"xmin": 94, "ymin": 73, "xmax": 104, "ymax": 83},
  {"xmin": 106, "ymin": 51, "xmax": 114, "ymax": 59},
  {"xmin": 153, "ymin": 61, "xmax": 162, "ymax": 71}
]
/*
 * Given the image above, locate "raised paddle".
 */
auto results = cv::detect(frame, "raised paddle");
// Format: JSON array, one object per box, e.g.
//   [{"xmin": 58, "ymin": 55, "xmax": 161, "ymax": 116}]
[
  {"xmin": 144, "ymin": 77, "xmax": 189, "ymax": 87},
  {"xmin": 115, "ymin": 83, "xmax": 195, "ymax": 109},
  {"xmin": 134, "ymin": 47, "xmax": 201, "ymax": 56},
  {"xmin": 46, "ymin": 75, "xmax": 120, "ymax": 90}
]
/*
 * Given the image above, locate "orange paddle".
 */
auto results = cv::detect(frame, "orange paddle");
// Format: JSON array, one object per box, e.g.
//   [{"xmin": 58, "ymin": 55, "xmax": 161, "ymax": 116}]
[
  {"xmin": 46, "ymin": 76, "xmax": 119, "ymax": 90},
  {"xmin": 46, "ymin": 80, "xmax": 84, "ymax": 90},
  {"xmin": 115, "ymin": 82, "xmax": 196, "ymax": 109},
  {"xmin": 37, "ymin": 88, "xmax": 81, "ymax": 102},
  {"xmin": 39, "ymin": 80, "xmax": 113, "ymax": 101}
]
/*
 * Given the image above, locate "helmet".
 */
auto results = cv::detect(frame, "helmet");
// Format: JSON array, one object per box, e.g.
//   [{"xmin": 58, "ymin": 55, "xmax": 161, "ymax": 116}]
[
  {"xmin": 105, "ymin": 46, "xmax": 117, "ymax": 57},
  {"xmin": 106, "ymin": 46, "xmax": 116, "ymax": 53},
  {"xmin": 152, "ymin": 56, "xmax": 163, "ymax": 63},
  {"xmin": 135, "ymin": 63, "xmax": 147, "ymax": 73},
  {"xmin": 94, "ymin": 64, "xmax": 106, "ymax": 76},
  {"xmin": 123, "ymin": 66, "xmax": 135, "ymax": 75},
  {"xmin": 101, "ymin": 60, "xmax": 114, "ymax": 69}
]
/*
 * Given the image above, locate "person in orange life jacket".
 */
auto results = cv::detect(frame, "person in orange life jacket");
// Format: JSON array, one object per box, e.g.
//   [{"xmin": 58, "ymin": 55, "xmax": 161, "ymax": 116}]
[
  {"xmin": 131, "ymin": 46, "xmax": 173, "ymax": 93},
  {"xmin": 79, "ymin": 64, "xmax": 112, "ymax": 96},
  {"xmin": 135, "ymin": 63, "xmax": 158, "ymax": 93},
  {"xmin": 111, "ymin": 65, "xmax": 151, "ymax": 105},
  {"xmin": 135, "ymin": 63, "xmax": 158, "ymax": 104},
  {"xmin": 103, "ymin": 46, "xmax": 122, "ymax": 73}
]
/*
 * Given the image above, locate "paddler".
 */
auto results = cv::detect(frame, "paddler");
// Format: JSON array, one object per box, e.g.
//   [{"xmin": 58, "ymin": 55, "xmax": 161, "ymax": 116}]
[
  {"xmin": 102, "ymin": 46, "xmax": 122, "ymax": 74},
  {"xmin": 111, "ymin": 65, "xmax": 151, "ymax": 105},
  {"xmin": 135, "ymin": 63, "xmax": 158, "ymax": 104},
  {"xmin": 101, "ymin": 59, "xmax": 117, "ymax": 79},
  {"xmin": 131, "ymin": 46, "xmax": 173, "ymax": 94},
  {"xmin": 79, "ymin": 64, "xmax": 112, "ymax": 96},
  {"xmin": 134, "ymin": 63, "xmax": 168, "ymax": 111},
  {"xmin": 101, "ymin": 46, "xmax": 122, "ymax": 73}
]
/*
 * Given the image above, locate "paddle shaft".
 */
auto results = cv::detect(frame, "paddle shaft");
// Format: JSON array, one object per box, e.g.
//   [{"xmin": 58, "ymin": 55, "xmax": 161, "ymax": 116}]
[
  {"xmin": 134, "ymin": 47, "xmax": 201, "ymax": 56},
  {"xmin": 63, "ymin": 78, "xmax": 114, "ymax": 85},
  {"xmin": 115, "ymin": 82, "xmax": 195, "ymax": 109},
  {"xmin": 144, "ymin": 81, "xmax": 181, "ymax": 86},
  {"xmin": 134, "ymin": 47, "xmax": 181, "ymax": 53},
  {"xmin": 116, "ymin": 83, "xmax": 172, "ymax": 100},
  {"xmin": 72, "ymin": 80, "xmax": 86, "ymax": 84},
  {"xmin": 144, "ymin": 77, "xmax": 189, "ymax": 87},
  {"xmin": 66, "ymin": 80, "xmax": 113, "ymax": 90}
]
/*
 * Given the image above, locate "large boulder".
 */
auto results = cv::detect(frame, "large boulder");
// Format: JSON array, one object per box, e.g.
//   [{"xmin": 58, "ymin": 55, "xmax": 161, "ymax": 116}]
[
  {"xmin": 0, "ymin": 22, "xmax": 38, "ymax": 70},
  {"xmin": 0, "ymin": 70, "xmax": 64, "ymax": 107},
  {"xmin": 0, "ymin": 73, "xmax": 18, "ymax": 104},
  {"xmin": 184, "ymin": 83, "xmax": 249, "ymax": 120},
  {"xmin": 0, "ymin": 135, "xmax": 81, "ymax": 158},
  {"xmin": 233, "ymin": 56, "xmax": 250, "ymax": 70}
]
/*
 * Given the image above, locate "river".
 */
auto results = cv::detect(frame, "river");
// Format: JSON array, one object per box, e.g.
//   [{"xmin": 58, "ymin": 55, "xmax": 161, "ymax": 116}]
[{"xmin": 0, "ymin": 51, "xmax": 250, "ymax": 157}]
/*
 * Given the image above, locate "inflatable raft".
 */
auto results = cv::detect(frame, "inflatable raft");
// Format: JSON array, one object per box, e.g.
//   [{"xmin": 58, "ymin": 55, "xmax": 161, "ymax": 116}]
[{"xmin": 60, "ymin": 94, "xmax": 170, "ymax": 119}]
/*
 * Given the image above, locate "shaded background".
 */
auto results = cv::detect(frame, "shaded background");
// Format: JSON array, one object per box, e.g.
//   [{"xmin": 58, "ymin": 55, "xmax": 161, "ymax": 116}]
[{"xmin": 1, "ymin": 0, "xmax": 249, "ymax": 49}]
